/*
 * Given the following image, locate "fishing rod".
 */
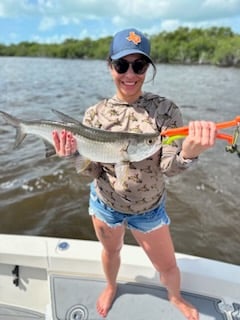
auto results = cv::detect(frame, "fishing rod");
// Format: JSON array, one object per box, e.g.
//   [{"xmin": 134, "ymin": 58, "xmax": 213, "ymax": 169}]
[{"xmin": 161, "ymin": 115, "xmax": 240, "ymax": 157}]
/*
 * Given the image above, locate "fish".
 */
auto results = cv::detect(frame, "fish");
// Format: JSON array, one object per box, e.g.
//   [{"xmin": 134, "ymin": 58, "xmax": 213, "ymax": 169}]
[{"xmin": 0, "ymin": 110, "xmax": 162, "ymax": 174}]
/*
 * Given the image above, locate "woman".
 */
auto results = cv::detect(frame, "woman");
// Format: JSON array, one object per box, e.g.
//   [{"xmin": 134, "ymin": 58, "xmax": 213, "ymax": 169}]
[{"xmin": 53, "ymin": 28, "xmax": 216, "ymax": 319}]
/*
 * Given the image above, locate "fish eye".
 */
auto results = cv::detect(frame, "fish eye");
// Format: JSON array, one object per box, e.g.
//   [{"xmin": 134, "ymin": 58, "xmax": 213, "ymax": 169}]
[{"xmin": 147, "ymin": 139, "xmax": 154, "ymax": 145}]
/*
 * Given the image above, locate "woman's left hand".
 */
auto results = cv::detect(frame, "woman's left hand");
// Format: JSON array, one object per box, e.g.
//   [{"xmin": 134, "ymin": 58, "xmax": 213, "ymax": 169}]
[{"xmin": 181, "ymin": 121, "xmax": 217, "ymax": 159}]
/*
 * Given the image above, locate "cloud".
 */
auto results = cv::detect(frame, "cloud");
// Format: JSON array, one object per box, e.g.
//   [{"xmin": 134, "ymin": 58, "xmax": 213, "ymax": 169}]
[
  {"xmin": 1, "ymin": 0, "xmax": 240, "ymax": 21},
  {"xmin": 1, "ymin": 0, "xmax": 240, "ymax": 44},
  {"xmin": 60, "ymin": 16, "xmax": 81, "ymax": 26},
  {"xmin": 32, "ymin": 32, "xmax": 73, "ymax": 43},
  {"xmin": 39, "ymin": 16, "xmax": 56, "ymax": 31},
  {"xmin": 38, "ymin": 15, "xmax": 81, "ymax": 32},
  {"xmin": 161, "ymin": 20, "xmax": 181, "ymax": 32},
  {"xmin": 0, "ymin": 1, "xmax": 26, "ymax": 17}
]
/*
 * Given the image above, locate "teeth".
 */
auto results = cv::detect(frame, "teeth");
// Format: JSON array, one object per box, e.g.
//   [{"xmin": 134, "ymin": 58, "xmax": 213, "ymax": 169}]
[{"xmin": 124, "ymin": 82, "xmax": 135, "ymax": 85}]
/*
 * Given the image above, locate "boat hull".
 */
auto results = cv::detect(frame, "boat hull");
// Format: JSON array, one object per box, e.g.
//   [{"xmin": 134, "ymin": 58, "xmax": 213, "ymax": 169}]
[{"xmin": 0, "ymin": 235, "xmax": 239, "ymax": 319}]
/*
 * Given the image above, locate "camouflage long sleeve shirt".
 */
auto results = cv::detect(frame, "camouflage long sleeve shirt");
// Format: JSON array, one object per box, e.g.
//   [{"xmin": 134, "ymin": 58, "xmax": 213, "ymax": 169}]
[{"xmin": 82, "ymin": 92, "xmax": 194, "ymax": 214}]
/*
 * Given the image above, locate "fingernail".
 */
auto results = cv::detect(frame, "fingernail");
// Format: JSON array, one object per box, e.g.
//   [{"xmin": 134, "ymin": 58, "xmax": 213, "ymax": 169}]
[
  {"xmin": 61, "ymin": 129, "xmax": 66, "ymax": 135},
  {"xmin": 67, "ymin": 132, "xmax": 72, "ymax": 139}
]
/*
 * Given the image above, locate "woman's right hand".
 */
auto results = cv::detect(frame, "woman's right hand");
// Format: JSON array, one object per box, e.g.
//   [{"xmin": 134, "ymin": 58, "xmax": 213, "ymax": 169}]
[
  {"xmin": 181, "ymin": 120, "xmax": 216, "ymax": 159},
  {"xmin": 52, "ymin": 129, "xmax": 77, "ymax": 157}
]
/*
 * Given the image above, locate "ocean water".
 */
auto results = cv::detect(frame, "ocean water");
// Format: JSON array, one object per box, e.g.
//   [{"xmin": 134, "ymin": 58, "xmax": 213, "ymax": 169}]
[{"xmin": 0, "ymin": 57, "xmax": 239, "ymax": 264}]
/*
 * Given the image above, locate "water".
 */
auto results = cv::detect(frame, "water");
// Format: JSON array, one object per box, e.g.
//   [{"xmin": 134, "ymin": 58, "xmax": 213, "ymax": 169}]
[{"xmin": 0, "ymin": 57, "xmax": 239, "ymax": 264}]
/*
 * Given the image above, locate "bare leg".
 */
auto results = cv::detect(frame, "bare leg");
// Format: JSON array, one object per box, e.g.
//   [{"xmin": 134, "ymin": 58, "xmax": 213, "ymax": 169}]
[
  {"xmin": 131, "ymin": 226, "xmax": 199, "ymax": 320},
  {"xmin": 92, "ymin": 216, "xmax": 125, "ymax": 318}
]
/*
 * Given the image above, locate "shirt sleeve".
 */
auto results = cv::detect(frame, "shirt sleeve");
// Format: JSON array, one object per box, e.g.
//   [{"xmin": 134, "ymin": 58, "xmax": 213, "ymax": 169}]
[{"xmin": 155, "ymin": 99, "xmax": 198, "ymax": 176}]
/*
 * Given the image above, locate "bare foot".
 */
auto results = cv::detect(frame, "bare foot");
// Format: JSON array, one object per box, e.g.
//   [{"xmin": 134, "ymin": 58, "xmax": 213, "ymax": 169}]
[
  {"xmin": 96, "ymin": 285, "xmax": 117, "ymax": 318},
  {"xmin": 169, "ymin": 295, "xmax": 199, "ymax": 320}
]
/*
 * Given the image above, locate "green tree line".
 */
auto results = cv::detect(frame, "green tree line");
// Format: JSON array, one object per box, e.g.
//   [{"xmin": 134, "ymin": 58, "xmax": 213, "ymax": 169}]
[{"xmin": 0, "ymin": 27, "xmax": 239, "ymax": 67}]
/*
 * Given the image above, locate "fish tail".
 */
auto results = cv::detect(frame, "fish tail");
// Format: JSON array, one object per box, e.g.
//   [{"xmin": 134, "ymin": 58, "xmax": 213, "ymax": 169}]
[{"xmin": 0, "ymin": 111, "xmax": 26, "ymax": 148}]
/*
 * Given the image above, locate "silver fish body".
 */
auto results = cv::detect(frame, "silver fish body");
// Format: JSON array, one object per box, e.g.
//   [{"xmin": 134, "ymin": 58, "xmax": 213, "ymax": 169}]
[{"xmin": 0, "ymin": 110, "xmax": 162, "ymax": 164}]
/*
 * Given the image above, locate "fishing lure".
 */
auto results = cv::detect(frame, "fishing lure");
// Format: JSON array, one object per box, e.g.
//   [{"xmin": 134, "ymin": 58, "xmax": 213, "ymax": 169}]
[{"xmin": 161, "ymin": 116, "xmax": 240, "ymax": 157}]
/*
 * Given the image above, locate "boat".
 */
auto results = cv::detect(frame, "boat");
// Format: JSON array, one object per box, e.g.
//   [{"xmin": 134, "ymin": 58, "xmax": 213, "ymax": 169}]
[{"xmin": 0, "ymin": 234, "xmax": 239, "ymax": 320}]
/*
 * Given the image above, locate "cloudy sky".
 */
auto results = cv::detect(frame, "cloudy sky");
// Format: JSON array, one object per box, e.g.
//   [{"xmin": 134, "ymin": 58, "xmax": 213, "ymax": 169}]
[{"xmin": 1, "ymin": 0, "xmax": 240, "ymax": 44}]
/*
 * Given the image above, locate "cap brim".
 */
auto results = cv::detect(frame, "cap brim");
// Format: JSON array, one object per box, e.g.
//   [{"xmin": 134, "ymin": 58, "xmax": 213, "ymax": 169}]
[{"xmin": 111, "ymin": 49, "xmax": 153, "ymax": 64}]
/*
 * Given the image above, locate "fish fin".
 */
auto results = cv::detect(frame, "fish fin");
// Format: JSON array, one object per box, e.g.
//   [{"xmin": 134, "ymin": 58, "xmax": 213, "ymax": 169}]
[
  {"xmin": 14, "ymin": 128, "xmax": 27, "ymax": 149},
  {"xmin": 44, "ymin": 141, "xmax": 56, "ymax": 158},
  {"xmin": 75, "ymin": 155, "xmax": 91, "ymax": 173},
  {"xmin": 119, "ymin": 144, "xmax": 130, "ymax": 161},
  {"xmin": 115, "ymin": 162, "xmax": 129, "ymax": 184},
  {"xmin": 51, "ymin": 109, "xmax": 81, "ymax": 125}
]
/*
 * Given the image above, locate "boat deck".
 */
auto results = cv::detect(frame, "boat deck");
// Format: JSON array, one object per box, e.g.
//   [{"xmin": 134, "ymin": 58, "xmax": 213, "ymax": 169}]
[{"xmin": 50, "ymin": 275, "xmax": 239, "ymax": 320}]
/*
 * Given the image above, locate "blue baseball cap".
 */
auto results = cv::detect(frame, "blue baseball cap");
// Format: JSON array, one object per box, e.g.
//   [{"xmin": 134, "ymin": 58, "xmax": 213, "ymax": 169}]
[{"xmin": 110, "ymin": 28, "xmax": 153, "ymax": 64}]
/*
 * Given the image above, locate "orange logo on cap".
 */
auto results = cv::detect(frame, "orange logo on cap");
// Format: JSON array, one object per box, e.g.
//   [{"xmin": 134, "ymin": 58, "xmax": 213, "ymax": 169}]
[{"xmin": 127, "ymin": 31, "xmax": 141, "ymax": 45}]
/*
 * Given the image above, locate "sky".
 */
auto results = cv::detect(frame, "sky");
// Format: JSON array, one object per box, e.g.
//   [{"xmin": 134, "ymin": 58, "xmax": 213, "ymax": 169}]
[{"xmin": 1, "ymin": 0, "xmax": 240, "ymax": 44}]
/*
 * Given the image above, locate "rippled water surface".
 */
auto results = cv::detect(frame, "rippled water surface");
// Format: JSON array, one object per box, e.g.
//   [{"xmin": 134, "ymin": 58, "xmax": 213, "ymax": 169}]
[{"xmin": 0, "ymin": 57, "xmax": 239, "ymax": 264}]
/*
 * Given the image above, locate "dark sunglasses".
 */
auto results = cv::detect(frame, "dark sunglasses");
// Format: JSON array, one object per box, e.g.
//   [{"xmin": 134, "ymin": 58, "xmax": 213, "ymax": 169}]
[{"xmin": 111, "ymin": 58, "xmax": 149, "ymax": 75}]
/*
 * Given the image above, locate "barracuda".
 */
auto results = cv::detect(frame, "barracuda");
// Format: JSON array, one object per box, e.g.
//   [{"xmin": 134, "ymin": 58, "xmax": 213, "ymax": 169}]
[{"xmin": 0, "ymin": 110, "xmax": 161, "ymax": 171}]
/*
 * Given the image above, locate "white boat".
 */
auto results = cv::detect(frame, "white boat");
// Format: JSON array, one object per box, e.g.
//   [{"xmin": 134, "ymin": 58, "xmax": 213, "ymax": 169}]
[{"xmin": 0, "ymin": 234, "xmax": 239, "ymax": 320}]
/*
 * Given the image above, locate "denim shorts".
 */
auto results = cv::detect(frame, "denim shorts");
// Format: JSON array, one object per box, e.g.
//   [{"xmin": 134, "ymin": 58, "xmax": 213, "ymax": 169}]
[{"xmin": 88, "ymin": 183, "xmax": 170, "ymax": 233}]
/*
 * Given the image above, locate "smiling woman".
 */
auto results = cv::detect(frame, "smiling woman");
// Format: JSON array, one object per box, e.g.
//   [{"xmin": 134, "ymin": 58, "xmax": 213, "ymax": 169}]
[{"xmin": 47, "ymin": 27, "xmax": 223, "ymax": 320}]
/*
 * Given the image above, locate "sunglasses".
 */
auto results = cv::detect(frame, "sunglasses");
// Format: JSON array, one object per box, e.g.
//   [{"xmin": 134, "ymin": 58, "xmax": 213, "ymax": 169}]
[{"xmin": 111, "ymin": 58, "xmax": 149, "ymax": 75}]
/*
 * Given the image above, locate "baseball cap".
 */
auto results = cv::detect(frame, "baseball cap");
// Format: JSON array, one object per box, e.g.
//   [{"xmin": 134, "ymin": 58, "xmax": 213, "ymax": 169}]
[{"xmin": 110, "ymin": 28, "xmax": 153, "ymax": 64}]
